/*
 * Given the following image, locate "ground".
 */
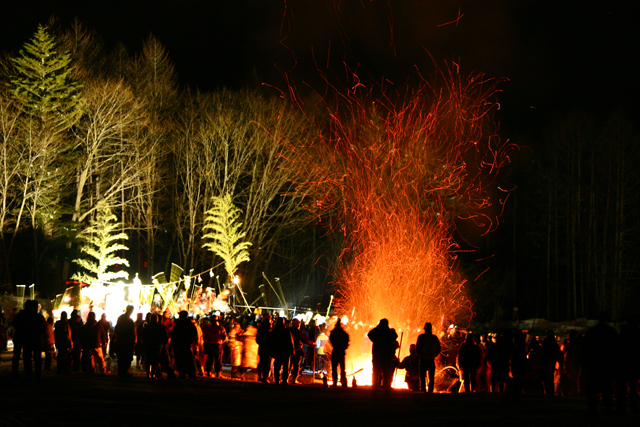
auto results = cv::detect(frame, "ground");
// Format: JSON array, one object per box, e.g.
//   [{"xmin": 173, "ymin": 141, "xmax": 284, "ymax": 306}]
[{"xmin": 1, "ymin": 351, "xmax": 638, "ymax": 426}]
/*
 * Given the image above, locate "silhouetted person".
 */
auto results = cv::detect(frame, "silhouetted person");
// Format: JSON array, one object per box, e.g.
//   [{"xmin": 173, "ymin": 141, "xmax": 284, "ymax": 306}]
[
  {"xmin": 504, "ymin": 331, "xmax": 528, "ymax": 403},
  {"xmin": 368, "ymin": 319, "xmax": 398, "ymax": 394},
  {"xmin": 329, "ymin": 321, "xmax": 350, "ymax": 388},
  {"xmin": 562, "ymin": 330, "xmax": 582, "ymax": 397},
  {"xmin": 399, "ymin": 344, "xmax": 421, "ymax": 391},
  {"xmin": 54, "ymin": 311, "xmax": 72, "ymax": 374},
  {"xmin": 541, "ymin": 334, "xmax": 560, "ymax": 396},
  {"xmin": 228, "ymin": 322, "xmax": 243, "ymax": 378},
  {"xmin": 271, "ymin": 317, "xmax": 294, "ymax": 385},
  {"xmin": 487, "ymin": 334, "xmax": 510, "ymax": 393},
  {"xmin": 135, "ymin": 313, "xmax": 146, "ymax": 370},
  {"xmin": 202, "ymin": 315, "xmax": 227, "ymax": 377},
  {"xmin": 241, "ymin": 323, "xmax": 259, "ymax": 380},
  {"xmin": 526, "ymin": 336, "xmax": 543, "ymax": 393},
  {"xmin": 416, "ymin": 322, "xmax": 441, "ymax": 393},
  {"xmin": 583, "ymin": 314, "xmax": 618, "ymax": 415},
  {"xmin": 12, "ymin": 300, "xmax": 46, "ymax": 380},
  {"xmin": 256, "ymin": 314, "xmax": 273, "ymax": 383},
  {"xmin": 616, "ymin": 316, "xmax": 639, "ymax": 414},
  {"xmin": 114, "ymin": 305, "xmax": 137, "ymax": 378},
  {"xmin": 289, "ymin": 318, "xmax": 315, "ymax": 384},
  {"xmin": 43, "ymin": 316, "xmax": 55, "ymax": 371},
  {"xmin": 69, "ymin": 309, "xmax": 83, "ymax": 372},
  {"xmin": 171, "ymin": 310, "xmax": 197, "ymax": 379},
  {"xmin": 98, "ymin": 313, "xmax": 111, "ymax": 360},
  {"xmin": 11, "ymin": 302, "xmax": 27, "ymax": 378},
  {"xmin": 80, "ymin": 311, "xmax": 107, "ymax": 374},
  {"xmin": 142, "ymin": 313, "xmax": 166, "ymax": 379},
  {"xmin": 457, "ymin": 332, "xmax": 481, "ymax": 392}
]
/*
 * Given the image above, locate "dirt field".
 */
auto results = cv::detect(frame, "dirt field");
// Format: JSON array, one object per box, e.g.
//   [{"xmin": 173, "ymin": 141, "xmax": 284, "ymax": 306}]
[{"xmin": 1, "ymin": 354, "xmax": 638, "ymax": 427}]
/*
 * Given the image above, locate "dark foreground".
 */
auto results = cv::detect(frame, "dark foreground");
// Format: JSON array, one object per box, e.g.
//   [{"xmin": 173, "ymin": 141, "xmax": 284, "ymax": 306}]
[{"xmin": 1, "ymin": 364, "xmax": 638, "ymax": 427}]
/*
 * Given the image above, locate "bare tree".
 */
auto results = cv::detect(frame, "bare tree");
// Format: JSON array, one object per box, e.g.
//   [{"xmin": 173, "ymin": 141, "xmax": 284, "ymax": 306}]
[
  {"xmin": 170, "ymin": 88, "xmax": 310, "ymax": 294},
  {"xmin": 64, "ymin": 78, "xmax": 155, "ymax": 280}
]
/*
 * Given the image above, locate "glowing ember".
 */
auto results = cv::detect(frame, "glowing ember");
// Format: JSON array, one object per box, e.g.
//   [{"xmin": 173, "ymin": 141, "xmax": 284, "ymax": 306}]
[{"xmin": 290, "ymin": 65, "xmax": 514, "ymax": 386}]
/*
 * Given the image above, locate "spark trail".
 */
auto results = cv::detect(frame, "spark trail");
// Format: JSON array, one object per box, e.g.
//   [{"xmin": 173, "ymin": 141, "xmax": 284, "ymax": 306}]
[{"xmin": 289, "ymin": 64, "xmax": 515, "ymax": 381}]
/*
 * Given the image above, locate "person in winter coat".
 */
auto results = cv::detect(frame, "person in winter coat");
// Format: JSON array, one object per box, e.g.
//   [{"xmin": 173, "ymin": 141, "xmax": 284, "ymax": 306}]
[
  {"xmin": 12, "ymin": 300, "xmax": 46, "ymax": 380},
  {"xmin": 256, "ymin": 314, "xmax": 273, "ymax": 383},
  {"xmin": 289, "ymin": 318, "xmax": 315, "ymax": 384},
  {"xmin": 43, "ymin": 317, "xmax": 56, "ymax": 371},
  {"xmin": 271, "ymin": 317, "xmax": 294, "ymax": 385},
  {"xmin": 399, "ymin": 344, "xmax": 421, "ymax": 391},
  {"xmin": 228, "ymin": 322, "xmax": 244, "ymax": 379},
  {"xmin": 329, "ymin": 320, "xmax": 350, "ymax": 388},
  {"xmin": 202, "ymin": 315, "xmax": 227, "ymax": 377},
  {"xmin": 457, "ymin": 332, "xmax": 481, "ymax": 392},
  {"xmin": 69, "ymin": 309, "xmax": 83, "ymax": 373},
  {"xmin": 541, "ymin": 334, "xmax": 561, "ymax": 396},
  {"xmin": 241, "ymin": 323, "xmax": 259, "ymax": 380},
  {"xmin": 54, "ymin": 311, "xmax": 73, "ymax": 374},
  {"xmin": 416, "ymin": 322, "xmax": 441, "ymax": 393},
  {"xmin": 80, "ymin": 311, "xmax": 107, "ymax": 373},
  {"xmin": 114, "ymin": 305, "xmax": 137, "ymax": 378},
  {"xmin": 171, "ymin": 310, "xmax": 198, "ymax": 379},
  {"xmin": 368, "ymin": 318, "xmax": 399, "ymax": 394},
  {"xmin": 142, "ymin": 313, "xmax": 168, "ymax": 379}
]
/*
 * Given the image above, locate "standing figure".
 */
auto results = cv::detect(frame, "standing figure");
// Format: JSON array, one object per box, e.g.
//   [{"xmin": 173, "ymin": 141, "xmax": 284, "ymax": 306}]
[
  {"xmin": 541, "ymin": 334, "xmax": 560, "ymax": 396},
  {"xmin": 316, "ymin": 328, "xmax": 329, "ymax": 374},
  {"xmin": 114, "ymin": 305, "xmax": 137, "ymax": 378},
  {"xmin": 487, "ymin": 335, "xmax": 510, "ymax": 393},
  {"xmin": 80, "ymin": 311, "xmax": 107, "ymax": 374},
  {"xmin": 171, "ymin": 310, "xmax": 198, "ymax": 379},
  {"xmin": 142, "ymin": 313, "xmax": 167, "ymax": 379},
  {"xmin": 12, "ymin": 300, "xmax": 47, "ymax": 380},
  {"xmin": 416, "ymin": 322, "xmax": 441, "ymax": 393},
  {"xmin": 457, "ymin": 332, "xmax": 481, "ymax": 392},
  {"xmin": 583, "ymin": 315, "xmax": 619, "ymax": 414},
  {"xmin": 271, "ymin": 317, "xmax": 294, "ymax": 385},
  {"xmin": 256, "ymin": 314, "xmax": 273, "ymax": 383},
  {"xmin": 562, "ymin": 330, "xmax": 582, "ymax": 397},
  {"xmin": 43, "ymin": 317, "xmax": 55, "ymax": 371},
  {"xmin": 134, "ymin": 313, "xmax": 146, "ymax": 370},
  {"xmin": 228, "ymin": 322, "xmax": 244, "ymax": 379},
  {"xmin": 54, "ymin": 311, "xmax": 73, "ymax": 374},
  {"xmin": 617, "ymin": 317, "xmax": 640, "ymax": 414},
  {"xmin": 202, "ymin": 315, "xmax": 227, "ymax": 378},
  {"xmin": 69, "ymin": 309, "xmax": 83, "ymax": 373},
  {"xmin": 329, "ymin": 321, "xmax": 350, "ymax": 388},
  {"xmin": 368, "ymin": 319, "xmax": 399, "ymax": 394},
  {"xmin": 241, "ymin": 323, "xmax": 259, "ymax": 380},
  {"xmin": 98, "ymin": 313, "xmax": 112, "ymax": 368},
  {"xmin": 289, "ymin": 318, "xmax": 315, "ymax": 384}
]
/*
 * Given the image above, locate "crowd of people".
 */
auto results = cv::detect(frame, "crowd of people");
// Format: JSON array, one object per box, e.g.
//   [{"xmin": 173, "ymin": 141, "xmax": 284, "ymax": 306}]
[{"xmin": 4, "ymin": 300, "xmax": 639, "ymax": 414}]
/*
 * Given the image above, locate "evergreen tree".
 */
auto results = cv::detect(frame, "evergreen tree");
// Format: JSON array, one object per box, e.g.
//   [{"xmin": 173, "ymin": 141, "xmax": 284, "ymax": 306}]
[
  {"xmin": 72, "ymin": 204, "xmax": 130, "ymax": 286},
  {"xmin": 202, "ymin": 193, "xmax": 252, "ymax": 281},
  {"xmin": 10, "ymin": 24, "xmax": 82, "ymax": 133}
]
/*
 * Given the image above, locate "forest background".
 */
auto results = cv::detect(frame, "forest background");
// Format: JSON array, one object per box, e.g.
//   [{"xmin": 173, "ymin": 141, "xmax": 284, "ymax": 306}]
[{"xmin": 1, "ymin": 4, "xmax": 639, "ymax": 324}]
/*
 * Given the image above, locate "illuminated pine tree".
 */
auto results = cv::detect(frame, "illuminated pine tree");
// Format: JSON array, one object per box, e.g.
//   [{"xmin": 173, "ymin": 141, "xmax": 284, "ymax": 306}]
[
  {"xmin": 10, "ymin": 24, "xmax": 82, "ymax": 131},
  {"xmin": 202, "ymin": 193, "xmax": 252, "ymax": 281},
  {"xmin": 72, "ymin": 204, "xmax": 129, "ymax": 286}
]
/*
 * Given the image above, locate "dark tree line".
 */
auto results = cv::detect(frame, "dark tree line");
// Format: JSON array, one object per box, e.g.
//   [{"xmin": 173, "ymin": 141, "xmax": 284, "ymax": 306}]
[{"xmin": 468, "ymin": 110, "xmax": 640, "ymax": 322}]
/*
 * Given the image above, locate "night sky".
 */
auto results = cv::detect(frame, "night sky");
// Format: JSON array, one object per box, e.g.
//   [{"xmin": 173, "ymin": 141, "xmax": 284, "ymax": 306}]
[
  {"xmin": 3, "ymin": 0, "xmax": 639, "ymax": 137},
  {"xmin": 3, "ymin": 1, "xmax": 640, "ymax": 319}
]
